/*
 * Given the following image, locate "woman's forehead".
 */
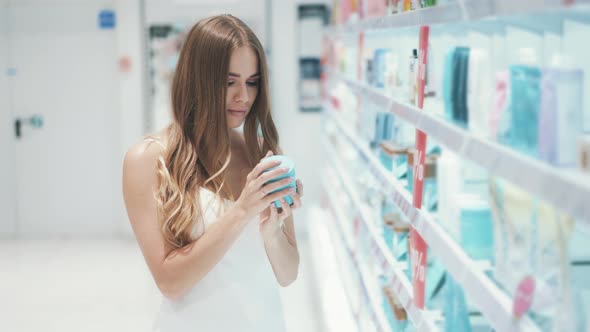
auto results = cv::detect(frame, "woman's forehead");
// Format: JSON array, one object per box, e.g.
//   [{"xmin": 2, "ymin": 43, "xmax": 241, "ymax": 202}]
[{"xmin": 229, "ymin": 47, "xmax": 258, "ymax": 75}]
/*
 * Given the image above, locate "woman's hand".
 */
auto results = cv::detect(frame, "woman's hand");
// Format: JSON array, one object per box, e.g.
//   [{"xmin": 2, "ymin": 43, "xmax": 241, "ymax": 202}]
[
  {"xmin": 233, "ymin": 151, "xmax": 296, "ymax": 220},
  {"xmin": 259, "ymin": 179, "xmax": 304, "ymax": 238}
]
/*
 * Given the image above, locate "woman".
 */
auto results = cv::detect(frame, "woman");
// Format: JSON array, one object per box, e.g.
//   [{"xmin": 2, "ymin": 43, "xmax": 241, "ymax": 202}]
[{"xmin": 122, "ymin": 15, "xmax": 302, "ymax": 331}]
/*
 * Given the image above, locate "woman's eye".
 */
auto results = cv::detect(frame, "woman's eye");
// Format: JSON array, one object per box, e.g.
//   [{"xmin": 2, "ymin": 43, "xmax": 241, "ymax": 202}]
[
  {"xmin": 246, "ymin": 80, "xmax": 259, "ymax": 87},
  {"xmin": 227, "ymin": 81, "xmax": 235, "ymax": 86}
]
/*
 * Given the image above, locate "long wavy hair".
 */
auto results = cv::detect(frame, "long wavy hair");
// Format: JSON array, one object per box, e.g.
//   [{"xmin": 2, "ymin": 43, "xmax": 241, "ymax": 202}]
[{"xmin": 155, "ymin": 15, "xmax": 279, "ymax": 249}]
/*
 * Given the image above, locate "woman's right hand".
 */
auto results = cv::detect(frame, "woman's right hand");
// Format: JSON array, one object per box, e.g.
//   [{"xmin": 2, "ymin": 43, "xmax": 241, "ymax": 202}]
[{"xmin": 234, "ymin": 152, "xmax": 296, "ymax": 220}]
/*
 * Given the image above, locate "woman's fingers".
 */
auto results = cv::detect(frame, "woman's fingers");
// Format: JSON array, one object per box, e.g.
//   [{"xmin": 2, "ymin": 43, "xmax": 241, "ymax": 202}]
[
  {"xmin": 296, "ymin": 179, "xmax": 303, "ymax": 197},
  {"xmin": 248, "ymin": 159, "xmax": 281, "ymax": 181},
  {"xmin": 264, "ymin": 187, "xmax": 296, "ymax": 206},
  {"xmin": 270, "ymin": 202, "xmax": 278, "ymax": 219},
  {"xmin": 260, "ymin": 177, "xmax": 295, "ymax": 196},
  {"xmin": 255, "ymin": 167, "xmax": 290, "ymax": 188},
  {"xmin": 291, "ymin": 192, "xmax": 302, "ymax": 209},
  {"xmin": 278, "ymin": 198, "xmax": 292, "ymax": 219}
]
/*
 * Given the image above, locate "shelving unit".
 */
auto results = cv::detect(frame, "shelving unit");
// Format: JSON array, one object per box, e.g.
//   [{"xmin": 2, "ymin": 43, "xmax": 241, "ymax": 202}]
[
  {"xmin": 324, "ymin": 111, "xmax": 541, "ymax": 332},
  {"xmin": 326, "ymin": 70, "xmax": 590, "ymax": 224},
  {"xmin": 321, "ymin": 1, "xmax": 590, "ymax": 331}
]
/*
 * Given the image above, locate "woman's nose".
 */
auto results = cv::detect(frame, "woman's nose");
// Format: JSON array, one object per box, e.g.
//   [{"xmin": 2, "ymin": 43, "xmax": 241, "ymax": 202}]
[{"xmin": 235, "ymin": 83, "xmax": 249, "ymax": 103}]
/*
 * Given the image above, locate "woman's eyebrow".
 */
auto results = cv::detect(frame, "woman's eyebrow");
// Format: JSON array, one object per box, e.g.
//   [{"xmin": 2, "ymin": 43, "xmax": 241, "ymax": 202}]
[{"xmin": 229, "ymin": 72, "xmax": 260, "ymax": 78}]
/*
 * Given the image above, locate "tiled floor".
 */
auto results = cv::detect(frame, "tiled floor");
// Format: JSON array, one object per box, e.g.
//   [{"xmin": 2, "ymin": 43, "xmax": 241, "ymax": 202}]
[{"xmin": 0, "ymin": 234, "xmax": 322, "ymax": 332}]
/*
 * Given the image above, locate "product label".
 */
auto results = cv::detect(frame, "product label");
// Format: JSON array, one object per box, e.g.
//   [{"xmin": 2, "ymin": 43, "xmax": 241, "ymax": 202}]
[{"xmin": 410, "ymin": 25, "xmax": 430, "ymax": 310}]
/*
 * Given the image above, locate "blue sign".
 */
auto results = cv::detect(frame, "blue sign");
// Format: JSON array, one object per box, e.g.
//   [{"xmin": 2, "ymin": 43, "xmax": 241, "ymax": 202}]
[{"xmin": 98, "ymin": 10, "xmax": 116, "ymax": 29}]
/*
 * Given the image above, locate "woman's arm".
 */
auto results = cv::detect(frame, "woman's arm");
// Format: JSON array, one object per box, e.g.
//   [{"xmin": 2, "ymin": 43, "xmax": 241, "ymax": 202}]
[
  {"xmin": 261, "ymin": 211, "xmax": 300, "ymax": 287},
  {"xmin": 123, "ymin": 141, "xmax": 292, "ymax": 300}
]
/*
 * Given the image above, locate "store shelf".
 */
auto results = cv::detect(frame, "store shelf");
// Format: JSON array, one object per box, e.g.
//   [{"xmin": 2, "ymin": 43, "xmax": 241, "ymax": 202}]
[
  {"xmin": 322, "ymin": 142, "xmax": 439, "ymax": 332},
  {"xmin": 326, "ymin": 70, "xmax": 590, "ymax": 225},
  {"xmin": 325, "ymin": 0, "xmax": 590, "ymax": 34},
  {"xmin": 325, "ymin": 111, "xmax": 542, "ymax": 332}
]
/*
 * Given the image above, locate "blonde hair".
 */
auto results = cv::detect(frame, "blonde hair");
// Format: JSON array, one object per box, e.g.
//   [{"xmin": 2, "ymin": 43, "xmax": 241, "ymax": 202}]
[{"xmin": 155, "ymin": 15, "xmax": 280, "ymax": 249}]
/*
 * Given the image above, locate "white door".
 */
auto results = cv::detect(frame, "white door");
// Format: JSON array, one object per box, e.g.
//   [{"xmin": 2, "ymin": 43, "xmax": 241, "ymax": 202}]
[
  {"xmin": 0, "ymin": 0, "xmax": 17, "ymax": 236},
  {"xmin": 9, "ymin": 1, "xmax": 120, "ymax": 235}
]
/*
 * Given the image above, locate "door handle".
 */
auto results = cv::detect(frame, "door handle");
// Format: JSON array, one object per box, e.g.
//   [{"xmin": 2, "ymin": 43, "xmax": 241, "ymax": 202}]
[{"xmin": 14, "ymin": 115, "xmax": 44, "ymax": 139}]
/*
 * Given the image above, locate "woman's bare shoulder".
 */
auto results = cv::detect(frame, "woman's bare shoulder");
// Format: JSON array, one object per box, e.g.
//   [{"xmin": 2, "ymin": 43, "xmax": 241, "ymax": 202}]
[{"xmin": 124, "ymin": 134, "xmax": 167, "ymax": 174}]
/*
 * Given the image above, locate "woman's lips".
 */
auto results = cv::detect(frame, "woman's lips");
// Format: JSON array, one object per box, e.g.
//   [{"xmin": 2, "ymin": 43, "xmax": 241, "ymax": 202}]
[{"xmin": 227, "ymin": 109, "xmax": 247, "ymax": 117}]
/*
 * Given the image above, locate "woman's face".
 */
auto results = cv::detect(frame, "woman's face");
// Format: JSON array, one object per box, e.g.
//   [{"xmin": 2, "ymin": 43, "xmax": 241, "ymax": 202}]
[{"xmin": 226, "ymin": 46, "xmax": 259, "ymax": 129}]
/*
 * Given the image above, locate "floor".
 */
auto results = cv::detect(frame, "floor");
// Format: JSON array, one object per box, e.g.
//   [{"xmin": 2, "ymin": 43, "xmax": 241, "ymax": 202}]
[{"xmin": 0, "ymin": 233, "xmax": 323, "ymax": 332}]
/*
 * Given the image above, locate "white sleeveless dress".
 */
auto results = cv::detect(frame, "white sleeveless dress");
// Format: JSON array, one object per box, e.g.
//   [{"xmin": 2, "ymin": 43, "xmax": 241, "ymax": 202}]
[{"xmin": 154, "ymin": 188, "xmax": 287, "ymax": 332}]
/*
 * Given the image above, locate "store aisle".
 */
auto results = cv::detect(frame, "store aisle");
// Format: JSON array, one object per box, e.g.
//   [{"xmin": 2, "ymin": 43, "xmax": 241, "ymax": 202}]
[{"xmin": 0, "ymin": 235, "xmax": 322, "ymax": 332}]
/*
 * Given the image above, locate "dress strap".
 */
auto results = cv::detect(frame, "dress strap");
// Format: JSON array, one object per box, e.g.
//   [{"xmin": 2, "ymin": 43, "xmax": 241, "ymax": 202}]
[{"xmin": 144, "ymin": 136, "xmax": 166, "ymax": 149}]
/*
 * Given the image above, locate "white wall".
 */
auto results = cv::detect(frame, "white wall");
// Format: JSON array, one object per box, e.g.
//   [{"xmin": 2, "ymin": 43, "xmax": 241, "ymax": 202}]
[
  {"xmin": 0, "ymin": 0, "xmax": 17, "ymax": 236},
  {"xmin": 270, "ymin": 0, "xmax": 324, "ymax": 235},
  {"xmin": 0, "ymin": 0, "xmax": 145, "ymax": 237},
  {"xmin": 115, "ymin": 0, "xmax": 148, "ymax": 236}
]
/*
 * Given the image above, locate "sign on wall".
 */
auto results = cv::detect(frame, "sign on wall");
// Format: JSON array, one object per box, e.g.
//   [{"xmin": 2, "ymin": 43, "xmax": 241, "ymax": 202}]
[{"xmin": 98, "ymin": 9, "xmax": 116, "ymax": 30}]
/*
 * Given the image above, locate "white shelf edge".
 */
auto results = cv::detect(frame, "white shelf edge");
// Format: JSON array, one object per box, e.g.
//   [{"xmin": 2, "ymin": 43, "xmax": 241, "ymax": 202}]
[
  {"xmin": 321, "ymin": 179, "xmax": 393, "ymax": 332},
  {"xmin": 324, "ymin": 0, "xmax": 590, "ymax": 34},
  {"xmin": 322, "ymin": 140, "xmax": 439, "ymax": 332},
  {"xmin": 326, "ymin": 70, "xmax": 590, "ymax": 224},
  {"xmin": 325, "ymin": 111, "xmax": 542, "ymax": 332}
]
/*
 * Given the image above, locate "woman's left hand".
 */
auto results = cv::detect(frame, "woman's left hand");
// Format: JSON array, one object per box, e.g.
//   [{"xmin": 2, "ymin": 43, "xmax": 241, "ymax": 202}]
[{"xmin": 259, "ymin": 179, "xmax": 304, "ymax": 237}]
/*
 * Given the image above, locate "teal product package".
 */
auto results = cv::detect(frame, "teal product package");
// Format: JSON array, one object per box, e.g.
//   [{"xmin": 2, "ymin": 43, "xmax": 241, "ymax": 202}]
[
  {"xmin": 504, "ymin": 65, "xmax": 542, "ymax": 156},
  {"xmin": 454, "ymin": 47, "xmax": 470, "ymax": 126},
  {"xmin": 460, "ymin": 203, "xmax": 494, "ymax": 261},
  {"xmin": 443, "ymin": 47, "xmax": 470, "ymax": 127},
  {"xmin": 444, "ymin": 275, "xmax": 472, "ymax": 332},
  {"xmin": 443, "ymin": 48, "xmax": 457, "ymax": 121},
  {"xmin": 425, "ymin": 260, "xmax": 446, "ymax": 307}
]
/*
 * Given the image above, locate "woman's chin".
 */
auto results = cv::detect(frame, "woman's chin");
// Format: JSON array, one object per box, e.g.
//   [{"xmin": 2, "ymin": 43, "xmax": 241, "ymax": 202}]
[{"xmin": 227, "ymin": 120, "xmax": 244, "ymax": 129}]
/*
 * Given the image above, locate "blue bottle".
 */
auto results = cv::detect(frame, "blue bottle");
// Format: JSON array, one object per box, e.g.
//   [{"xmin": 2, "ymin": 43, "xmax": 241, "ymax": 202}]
[{"xmin": 261, "ymin": 155, "xmax": 297, "ymax": 208}]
